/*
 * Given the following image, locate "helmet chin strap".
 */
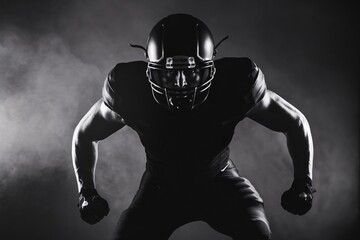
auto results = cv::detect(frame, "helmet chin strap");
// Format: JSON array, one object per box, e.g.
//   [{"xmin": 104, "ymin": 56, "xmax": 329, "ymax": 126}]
[
  {"xmin": 164, "ymin": 87, "xmax": 198, "ymax": 111},
  {"xmin": 164, "ymin": 88, "xmax": 172, "ymax": 109},
  {"xmin": 191, "ymin": 87, "xmax": 198, "ymax": 110}
]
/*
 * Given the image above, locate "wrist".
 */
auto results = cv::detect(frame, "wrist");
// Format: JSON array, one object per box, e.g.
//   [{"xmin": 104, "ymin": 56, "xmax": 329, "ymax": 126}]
[
  {"xmin": 293, "ymin": 175, "xmax": 312, "ymax": 186},
  {"xmin": 79, "ymin": 188, "xmax": 99, "ymax": 198},
  {"xmin": 292, "ymin": 176, "xmax": 315, "ymax": 195}
]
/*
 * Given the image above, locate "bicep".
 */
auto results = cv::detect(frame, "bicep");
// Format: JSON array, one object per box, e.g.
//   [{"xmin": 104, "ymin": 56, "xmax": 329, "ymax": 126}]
[
  {"xmin": 74, "ymin": 99, "xmax": 126, "ymax": 142},
  {"xmin": 247, "ymin": 90, "xmax": 304, "ymax": 133}
]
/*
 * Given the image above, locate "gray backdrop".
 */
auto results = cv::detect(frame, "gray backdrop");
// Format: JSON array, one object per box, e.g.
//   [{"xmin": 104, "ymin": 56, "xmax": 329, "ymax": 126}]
[{"xmin": 0, "ymin": 0, "xmax": 358, "ymax": 239}]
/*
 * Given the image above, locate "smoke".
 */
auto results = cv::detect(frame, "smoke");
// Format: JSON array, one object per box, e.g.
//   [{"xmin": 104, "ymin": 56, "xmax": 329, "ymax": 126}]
[{"xmin": 0, "ymin": 27, "xmax": 102, "ymax": 186}]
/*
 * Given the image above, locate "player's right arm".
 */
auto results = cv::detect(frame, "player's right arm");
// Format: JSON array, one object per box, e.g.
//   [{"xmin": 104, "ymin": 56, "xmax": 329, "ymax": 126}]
[
  {"xmin": 72, "ymin": 99, "xmax": 125, "ymax": 193},
  {"xmin": 72, "ymin": 99, "xmax": 125, "ymax": 224}
]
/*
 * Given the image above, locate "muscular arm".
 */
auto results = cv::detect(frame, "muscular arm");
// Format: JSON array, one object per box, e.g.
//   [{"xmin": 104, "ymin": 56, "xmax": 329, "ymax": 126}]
[
  {"xmin": 72, "ymin": 99, "xmax": 126, "ymax": 192},
  {"xmin": 247, "ymin": 90, "xmax": 313, "ymax": 181}
]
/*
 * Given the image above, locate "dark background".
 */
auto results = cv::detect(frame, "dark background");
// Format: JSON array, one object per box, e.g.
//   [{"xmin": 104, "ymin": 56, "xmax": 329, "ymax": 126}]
[{"xmin": 0, "ymin": 0, "xmax": 358, "ymax": 239}]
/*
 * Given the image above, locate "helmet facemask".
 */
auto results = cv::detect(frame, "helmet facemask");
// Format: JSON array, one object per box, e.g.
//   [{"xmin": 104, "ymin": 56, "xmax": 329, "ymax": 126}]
[{"xmin": 146, "ymin": 56, "xmax": 216, "ymax": 111}]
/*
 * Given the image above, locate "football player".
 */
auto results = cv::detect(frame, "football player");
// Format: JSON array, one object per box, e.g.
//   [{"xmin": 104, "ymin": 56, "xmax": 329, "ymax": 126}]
[{"xmin": 72, "ymin": 14, "xmax": 315, "ymax": 240}]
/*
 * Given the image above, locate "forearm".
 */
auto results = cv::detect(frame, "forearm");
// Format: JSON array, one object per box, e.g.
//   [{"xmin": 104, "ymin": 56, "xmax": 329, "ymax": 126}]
[
  {"xmin": 72, "ymin": 129, "xmax": 99, "ymax": 192},
  {"xmin": 248, "ymin": 91, "xmax": 314, "ymax": 181},
  {"xmin": 71, "ymin": 100, "xmax": 125, "ymax": 193},
  {"xmin": 73, "ymin": 129, "xmax": 111, "ymax": 225},
  {"xmin": 285, "ymin": 114, "xmax": 313, "ymax": 181}
]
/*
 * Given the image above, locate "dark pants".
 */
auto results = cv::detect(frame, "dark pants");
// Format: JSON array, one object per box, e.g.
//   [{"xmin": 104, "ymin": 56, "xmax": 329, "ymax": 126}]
[{"xmin": 113, "ymin": 160, "xmax": 271, "ymax": 240}]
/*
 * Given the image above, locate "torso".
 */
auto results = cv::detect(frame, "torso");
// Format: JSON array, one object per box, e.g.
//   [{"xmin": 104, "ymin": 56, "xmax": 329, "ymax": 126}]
[{"xmin": 103, "ymin": 57, "xmax": 261, "ymax": 176}]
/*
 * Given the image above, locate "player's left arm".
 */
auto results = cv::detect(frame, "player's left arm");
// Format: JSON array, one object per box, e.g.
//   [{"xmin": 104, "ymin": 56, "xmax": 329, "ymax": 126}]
[
  {"xmin": 247, "ymin": 90, "xmax": 313, "ymax": 181},
  {"xmin": 247, "ymin": 90, "xmax": 315, "ymax": 215}
]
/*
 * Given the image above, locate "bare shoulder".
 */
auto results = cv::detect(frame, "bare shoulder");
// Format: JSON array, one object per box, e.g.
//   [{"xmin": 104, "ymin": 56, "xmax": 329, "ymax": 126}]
[
  {"xmin": 74, "ymin": 99, "xmax": 126, "ymax": 142},
  {"xmin": 247, "ymin": 90, "xmax": 274, "ymax": 114},
  {"xmin": 99, "ymin": 100, "xmax": 126, "ymax": 124}
]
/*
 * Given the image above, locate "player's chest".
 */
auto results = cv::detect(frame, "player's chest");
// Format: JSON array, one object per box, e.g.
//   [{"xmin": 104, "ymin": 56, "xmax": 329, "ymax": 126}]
[{"xmin": 130, "ymin": 103, "xmax": 241, "ymax": 140}]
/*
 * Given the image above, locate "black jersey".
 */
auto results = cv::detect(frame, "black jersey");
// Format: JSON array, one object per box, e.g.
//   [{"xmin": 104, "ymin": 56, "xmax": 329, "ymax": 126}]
[{"xmin": 102, "ymin": 57, "xmax": 267, "ymax": 178}]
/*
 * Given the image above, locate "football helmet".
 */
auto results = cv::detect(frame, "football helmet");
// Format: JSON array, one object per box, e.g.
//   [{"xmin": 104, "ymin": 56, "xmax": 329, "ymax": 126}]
[{"xmin": 144, "ymin": 14, "xmax": 217, "ymax": 111}]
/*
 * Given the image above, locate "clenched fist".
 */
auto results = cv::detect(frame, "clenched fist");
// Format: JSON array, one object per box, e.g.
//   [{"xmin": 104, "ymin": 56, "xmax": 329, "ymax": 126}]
[
  {"xmin": 78, "ymin": 188, "xmax": 110, "ymax": 224},
  {"xmin": 281, "ymin": 178, "xmax": 315, "ymax": 216}
]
